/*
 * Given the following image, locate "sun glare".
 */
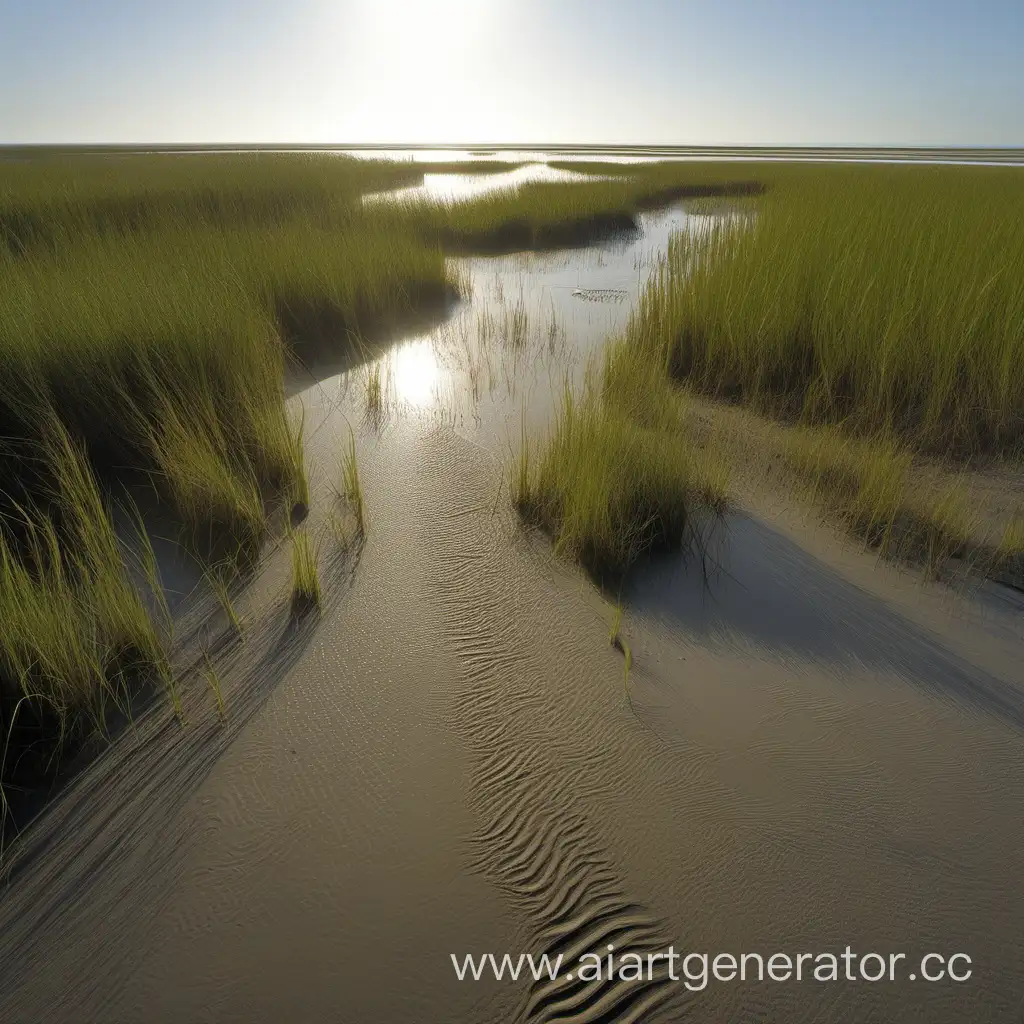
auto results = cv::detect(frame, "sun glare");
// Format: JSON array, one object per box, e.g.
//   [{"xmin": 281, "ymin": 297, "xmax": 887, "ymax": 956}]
[
  {"xmin": 333, "ymin": 0, "xmax": 500, "ymax": 140},
  {"xmin": 389, "ymin": 339, "xmax": 445, "ymax": 409}
]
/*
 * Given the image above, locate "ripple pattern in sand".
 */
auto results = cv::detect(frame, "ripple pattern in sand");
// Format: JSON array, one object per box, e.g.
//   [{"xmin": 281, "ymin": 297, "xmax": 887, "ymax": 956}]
[{"xmin": 416, "ymin": 430, "xmax": 686, "ymax": 1024}]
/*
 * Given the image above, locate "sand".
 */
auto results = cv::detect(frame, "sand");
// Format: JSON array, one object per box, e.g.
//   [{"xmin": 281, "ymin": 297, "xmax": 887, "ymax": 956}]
[{"xmin": 1, "ymin": 188, "xmax": 1022, "ymax": 1024}]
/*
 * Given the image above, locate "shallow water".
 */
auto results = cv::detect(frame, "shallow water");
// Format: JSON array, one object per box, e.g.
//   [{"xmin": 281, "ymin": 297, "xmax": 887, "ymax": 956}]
[
  {"xmin": 2, "ymin": 194, "xmax": 1023, "ymax": 1024},
  {"xmin": 347, "ymin": 146, "xmax": 1024, "ymax": 168},
  {"xmin": 362, "ymin": 161, "xmax": 602, "ymax": 203},
  {"xmin": 309, "ymin": 194, "xmax": 723, "ymax": 451}
]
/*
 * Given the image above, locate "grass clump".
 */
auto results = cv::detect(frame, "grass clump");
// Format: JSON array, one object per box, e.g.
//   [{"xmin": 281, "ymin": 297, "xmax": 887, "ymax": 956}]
[
  {"xmin": 289, "ymin": 531, "xmax": 322, "ymax": 617},
  {"xmin": 204, "ymin": 561, "xmax": 245, "ymax": 636},
  {"xmin": 1, "ymin": 422, "xmax": 163, "ymax": 787},
  {"xmin": 341, "ymin": 433, "xmax": 366, "ymax": 535},
  {"xmin": 608, "ymin": 602, "xmax": 633, "ymax": 687},
  {"xmin": 777, "ymin": 425, "xmax": 981, "ymax": 571},
  {"xmin": 202, "ymin": 651, "xmax": 226, "ymax": 720},
  {"xmin": 515, "ymin": 376, "xmax": 727, "ymax": 582},
  {"xmin": 365, "ymin": 362, "xmax": 385, "ymax": 420}
]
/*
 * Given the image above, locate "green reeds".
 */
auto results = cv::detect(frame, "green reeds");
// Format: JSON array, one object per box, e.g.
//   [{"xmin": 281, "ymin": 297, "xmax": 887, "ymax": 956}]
[
  {"xmin": 202, "ymin": 651, "xmax": 226, "ymax": 720},
  {"xmin": 341, "ymin": 433, "xmax": 366, "ymax": 535},
  {"xmin": 0, "ymin": 152, "xmax": 461, "ymax": 773},
  {"xmin": 515, "ymin": 373, "xmax": 728, "ymax": 582},
  {"xmin": 0, "ymin": 422, "xmax": 164, "ymax": 782},
  {"xmin": 365, "ymin": 362, "xmax": 385, "ymax": 421},
  {"xmin": 633, "ymin": 164, "xmax": 1024, "ymax": 456},
  {"xmin": 204, "ymin": 562, "xmax": 244, "ymax": 636},
  {"xmin": 289, "ymin": 531, "xmax": 322, "ymax": 616}
]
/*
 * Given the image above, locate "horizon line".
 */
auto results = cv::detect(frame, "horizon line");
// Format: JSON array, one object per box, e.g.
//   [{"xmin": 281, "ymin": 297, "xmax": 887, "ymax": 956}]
[{"xmin": 3, "ymin": 142, "xmax": 1024, "ymax": 152}]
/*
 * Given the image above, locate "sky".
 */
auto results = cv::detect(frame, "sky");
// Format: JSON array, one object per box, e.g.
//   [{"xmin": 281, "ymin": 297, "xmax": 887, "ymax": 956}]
[{"xmin": 2, "ymin": 0, "xmax": 1022, "ymax": 146}]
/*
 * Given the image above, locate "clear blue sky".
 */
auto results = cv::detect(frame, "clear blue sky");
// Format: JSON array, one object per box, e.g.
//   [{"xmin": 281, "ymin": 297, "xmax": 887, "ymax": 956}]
[{"xmin": 2, "ymin": 0, "xmax": 1022, "ymax": 145}]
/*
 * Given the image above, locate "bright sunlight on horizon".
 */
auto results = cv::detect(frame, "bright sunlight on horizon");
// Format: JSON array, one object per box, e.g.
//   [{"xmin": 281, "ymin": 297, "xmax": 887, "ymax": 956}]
[{"xmin": 2, "ymin": 0, "xmax": 1023, "ymax": 146}]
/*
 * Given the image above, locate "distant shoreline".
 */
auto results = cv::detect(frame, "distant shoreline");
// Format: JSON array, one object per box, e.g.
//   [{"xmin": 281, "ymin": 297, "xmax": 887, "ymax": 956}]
[{"xmin": 3, "ymin": 143, "xmax": 1024, "ymax": 165}]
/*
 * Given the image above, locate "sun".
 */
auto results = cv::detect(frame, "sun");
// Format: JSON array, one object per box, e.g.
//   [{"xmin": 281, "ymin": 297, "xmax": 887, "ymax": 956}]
[{"xmin": 327, "ymin": 0, "xmax": 501, "ymax": 141}]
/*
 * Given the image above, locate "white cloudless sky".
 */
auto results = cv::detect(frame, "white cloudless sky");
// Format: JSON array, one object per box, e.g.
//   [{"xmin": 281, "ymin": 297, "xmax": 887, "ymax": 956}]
[{"xmin": 2, "ymin": 0, "xmax": 1022, "ymax": 145}]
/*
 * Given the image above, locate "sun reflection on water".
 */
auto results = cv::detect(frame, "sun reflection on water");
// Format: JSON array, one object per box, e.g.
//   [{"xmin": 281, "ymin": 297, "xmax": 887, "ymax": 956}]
[{"xmin": 388, "ymin": 338, "xmax": 445, "ymax": 409}]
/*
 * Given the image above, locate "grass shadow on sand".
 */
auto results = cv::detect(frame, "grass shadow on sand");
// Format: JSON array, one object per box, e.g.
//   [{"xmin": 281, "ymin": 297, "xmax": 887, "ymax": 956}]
[{"xmin": 625, "ymin": 510, "xmax": 1024, "ymax": 736}]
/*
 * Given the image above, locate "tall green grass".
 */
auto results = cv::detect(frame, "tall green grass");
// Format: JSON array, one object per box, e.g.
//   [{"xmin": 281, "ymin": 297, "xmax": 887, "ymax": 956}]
[
  {"xmin": 1, "ymin": 421, "xmax": 163, "ymax": 785},
  {"xmin": 0, "ymin": 152, "xmax": 425, "ymax": 255},
  {"xmin": 0, "ymin": 187, "xmax": 452, "ymax": 557},
  {"xmin": 0, "ymin": 153, "xmax": 454, "ymax": 789},
  {"xmin": 515, "ymin": 373, "xmax": 727, "ymax": 581},
  {"xmin": 517, "ymin": 162, "xmax": 1024, "ymax": 582},
  {"xmin": 633, "ymin": 164, "xmax": 1024, "ymax": 455},
  {"xmin": 341, "ymin": 433, "xmax": 366, "ymax": 535},
  {"xmin": 289, "ymin": 530, "xmax": 322, "ymax": 617}
]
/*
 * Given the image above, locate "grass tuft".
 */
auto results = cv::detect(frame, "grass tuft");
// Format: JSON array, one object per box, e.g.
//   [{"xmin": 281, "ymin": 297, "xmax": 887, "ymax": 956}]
[
  {"xmin": 515, "ymin": 368, "xmax": 727, "ymax": 583},
  {"xmin": 202, "ymin": 651, "xmax": 226, "ymax": 720},
  {"xmin": 0, "ymin": 420, "xmax": 163, "ymax": 784},
  {"xmin": 341, "ymin": 432, "xmax": 366, "ymax": 535},
  {"xmin": 289, "ymin": 530, "xmax": 322, "ymax": 617}
]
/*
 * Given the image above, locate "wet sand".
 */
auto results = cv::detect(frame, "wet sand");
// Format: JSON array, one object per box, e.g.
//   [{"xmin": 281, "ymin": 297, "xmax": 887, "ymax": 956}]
[{"xmin": 1, "ymin": 185, "xmax": 1023, "ymax": 1023}]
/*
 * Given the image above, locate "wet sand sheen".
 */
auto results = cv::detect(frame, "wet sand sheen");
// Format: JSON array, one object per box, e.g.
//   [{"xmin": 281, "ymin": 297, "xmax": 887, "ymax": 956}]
[{"xmin": 1, "ymin": 191, "xmax": 1023, "ymax": 1023}]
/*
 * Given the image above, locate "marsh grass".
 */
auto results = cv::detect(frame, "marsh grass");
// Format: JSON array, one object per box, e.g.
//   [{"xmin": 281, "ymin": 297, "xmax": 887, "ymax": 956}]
[
  {"xmin": 519, "ymin": 162, "xmax": 1024, "ymax": 584},
  {"xmin": 328, "ymin": 509, "xmax": 358, "ymax": 551},
  {"xmin": 124, "ymin": 501, "xmax": 183, "ymax": 716},
  {"xmin": 377, "ymin": 167, "xmax": 763, "ymax": 255},
  {"xmin": 204, "ymin": 562, "xmax": 245, "ymax": 636},
  {"xmin": 366, "ymin": 363, "xmax": 383, "ymax": 416},
  {"xmin": 289, "ymin": 530, "xmax": 322, "ymax": 617},
  {"xmin": 124, "ymin": 497, "xmax": 174, "ymax": 638},
  {"xmin": 1000, "ymin": 515, "xmax": 1024, "ymax": 561},
  {"xmin": 341, "ymin": 433, "xmax": 366, "ymax": 535},
  {"xmin": 0, "ymin": 153, "xmax": 467, "ymax": 783},
  {"xmin": 477, "ymin": 308, "xmax": 496, "ymax": 345},
  {"xmin": 417, "ymin": 160, "xmax": 528, "ymax": 176},
  {"xmin": 285, "ymin": 406, "xmax": 310, "ymax": 520},
  {"xmin": 635, "ymin": 164, "xmax": 1024, "ymax": 456},
  {"xmin": 363, "ymin": 360, "xmax": 394, "ymax": 426},
  {"xmin": 777, "ymin": 425, "xmax": 981, "ymax": 572},
  {"xmin": 0, "ymin": 422, "xmax": 163, "ymax": 785},
  {"xmin": 609, "ymin": 602, "xmax": 625, "ymax": 647},
  {"xmin": 0, "ymin": 153, "xmax": 425, "ymax": 256},
  {"xmin": 996, "ymin": 515, "xmax": 1024, "ymax": 587},
  {"xmin": 515, "ymin": 371, "xmax": 728, "ymax": 582},
  {"xmin": 546, "ymin": 304, "xmax": 565, "ymax": 352},
  {"xmin": 607, "ymin": 601, "xmax": 634, "ymax": 693},
  {"xmin": 202, "ymin": 651, "xmax": 226, "ymax": 720},
  {"xmin": 512, "ymin": 415, "xmax": 532, "ymax": 510},
  {"xmin": 0, "ymin": 209, "xmax": 449, "ymax": 564}
]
